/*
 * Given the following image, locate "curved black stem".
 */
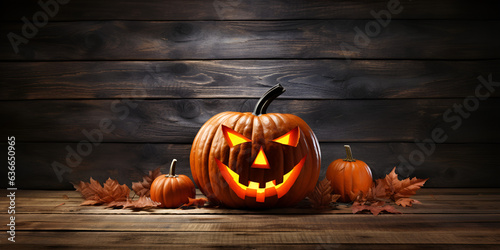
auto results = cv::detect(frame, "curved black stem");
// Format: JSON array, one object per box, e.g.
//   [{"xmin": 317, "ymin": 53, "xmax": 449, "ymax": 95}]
[{"xmin": 252, "ymin": 84, "xmax": 286, "ymax": 115}]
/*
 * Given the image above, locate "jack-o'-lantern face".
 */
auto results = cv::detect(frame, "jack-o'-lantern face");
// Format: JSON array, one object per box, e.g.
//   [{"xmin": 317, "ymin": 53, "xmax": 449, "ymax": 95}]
[
  {"xmin": 215, "ymin": 125, "xmax": 305, "ymax": 203},
  {"xmin": 190, "ymin": 84, "xmax": 321, "ymax": 208}
]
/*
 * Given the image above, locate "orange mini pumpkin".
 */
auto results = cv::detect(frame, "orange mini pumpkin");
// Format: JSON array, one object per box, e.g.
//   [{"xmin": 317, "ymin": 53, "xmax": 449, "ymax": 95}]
[
  {"xmin": 190, "ymin": 84, "xmax": 321, "ymax": 208},
  {"xmin": 326, "ymin": 145, "xmax": 373, "ymax": 202},
  {"xmin": 150, "ymin": 159, "xmax": 196, "ymax": 208}
]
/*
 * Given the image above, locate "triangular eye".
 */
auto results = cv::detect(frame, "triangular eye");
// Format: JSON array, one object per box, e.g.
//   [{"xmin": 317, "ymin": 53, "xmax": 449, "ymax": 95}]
[
  {"xmin": 221, "ymin": 125, "xmax": 251, "ymax": 147},
  {"xmin": 272, "ymin": 126, "xmax": 300, "ymax": 147}
]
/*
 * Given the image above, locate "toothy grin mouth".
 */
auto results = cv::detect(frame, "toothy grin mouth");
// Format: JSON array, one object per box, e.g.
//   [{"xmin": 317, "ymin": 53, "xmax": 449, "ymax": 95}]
[{"xmin": 215, "ymin": 155, "xmax": 306, "ymax": 203}]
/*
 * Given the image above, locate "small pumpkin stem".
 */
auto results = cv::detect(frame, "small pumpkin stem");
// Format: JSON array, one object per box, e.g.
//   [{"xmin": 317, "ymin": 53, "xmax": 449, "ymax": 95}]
[
  {"xmin": 343, "ymin": 145, "xmax": 356, "ymax": 162},
  {"xmin": 252, "ymin": 84, "xmax": 286, "ymax": 116},
  {"xmin": 168, "ymin": 159, "xmax": 178, "ymax": 177}
]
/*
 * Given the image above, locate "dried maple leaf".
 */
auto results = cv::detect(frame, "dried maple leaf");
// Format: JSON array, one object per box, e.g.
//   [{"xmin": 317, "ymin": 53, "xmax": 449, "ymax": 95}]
[
  {"xmin": 395, "ymin": 198, "xmax": 421, "ymax": 207},
  {"xmin": 132, "ymin": 168, "xmax": 163, "ymax": 197},
  {"xmin": 372, "ymin": 179, "xmax": 390, "ymax": 200},
  {"xmin": 307, "ymin": 179, "xmax": 337, "ymax": 209},
  {"xmin": 73, "ymin": 177, "xmax": 106, "ymax": 205},
  {"xmin": 74, "ymin": 178, "xmax": 130, "ymax": 206},
  {"xmin": 123, "ymin": 196, "xmax": 161, "ymax": 210},
  {"xmin": 378, "ymin": 167, "xmax": 428, "ymax": 206},
  {"xmin": 331, "ymin": 194, "xmax": 341, "ymax": 203},
  {"xmin": 180, "ymin": 197, "xmax": 208, "ymax": 209},
  {"xmin": 100, "ymin": 178, "xmax": 130, "ymax": 203},
  {"xmin": 106, "ymin": 201, "xmax": 128, "ymax": 208},
  {"xmin": 351, "ymin": 201, "xmax": 401, "ymax": 216}
]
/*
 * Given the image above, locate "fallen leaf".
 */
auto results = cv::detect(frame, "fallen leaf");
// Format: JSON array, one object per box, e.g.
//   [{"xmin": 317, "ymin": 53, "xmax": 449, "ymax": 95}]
[
  {"xmin": 307, "ymin": 179, "xmax": 336, "ymax": 209},
  {"xmin": 331, "ymin": 194, "xmax": 341, "ymax": 203},
  {"xmin": 101, "ymin": 178, "xmax": 130, "ymax": 203},
  {"xmin": 393, "ymin": 177, "xmax": 428, "ymax": 200},
  {"xmin": 372, "ymin": 179, "xmax": 390, "ymax": 200},
  {"xmin": 73, "ymin": 177, "xmax": 106, "ymax": 205},
  {"xmin": 106, "ymin": 201, "xmax": 128, "ymax": 208},
  {"xmin": 395, "ymin": 198, "xmax": 422, "ymax": 207},
  {"xmin": 132, "ymin": 168, "xmax": 163, "ymax": 197},
  {"xmin": 379, "ymin": 167, "xmax": 428, "ymax": 206},
  {"xmin": 123, "ymin": 196, "xmax": 161, "ymax": 210},
  {"xmin": 62, "ymin": 194, "xmax": 69, "ymax": 200},
  {"xmin": 180, "ymin": 197, "xmax": 208, "ymax": 209},
  {"xmin": 74, "ymin": 178, "xmax": 130, "ymax": 206},
  {"xmin": 351, "ymin": 201, "xmax": 401, "ymax": 216},
  {"xmin": 55, "ymin": 202, "xmax": 65, "ymax": 207}
]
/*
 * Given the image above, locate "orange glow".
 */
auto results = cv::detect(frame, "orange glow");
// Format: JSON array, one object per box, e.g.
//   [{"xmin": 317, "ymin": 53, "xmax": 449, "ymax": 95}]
[
  {"xmin": 251, "ymin": 147, "xmax": 270, "ymax": 169},
  {"xmin": 215, "ymin": 155, "xmax": 307, "ymax": 203},
  {"xmin": 272, "ymin": 127, "xmax": 300, "ymax": 147},
  {"xmin": 221, "ymin": 125, "xmax": 251, "ymax": 147}
]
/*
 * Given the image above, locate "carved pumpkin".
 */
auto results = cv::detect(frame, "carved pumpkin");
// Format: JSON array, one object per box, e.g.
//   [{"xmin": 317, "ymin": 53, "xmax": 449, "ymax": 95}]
[
  {"xmin": 150, "ymin": 159, "xmax": 196, "ymax": 208},
  {"xmin": 190, "ymin": 84, "xmax": 321, "ymax": 208},
  {"xmin": 326, "ymin": 145, "xmax": 373, "ymax": 202}
]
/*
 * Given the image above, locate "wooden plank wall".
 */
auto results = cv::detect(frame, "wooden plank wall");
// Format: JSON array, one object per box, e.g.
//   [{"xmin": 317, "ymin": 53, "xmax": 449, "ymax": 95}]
[{"xmin": 1, "ymin": 0, "xmax": 499, "ymax": 189}]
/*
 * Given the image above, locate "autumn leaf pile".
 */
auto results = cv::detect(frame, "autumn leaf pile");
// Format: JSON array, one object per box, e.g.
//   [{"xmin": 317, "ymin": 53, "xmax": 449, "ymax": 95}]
[
  {"xmin": 131, "ymin": 168, "xmax": 162, "ymax": 197},
  {"xmin": 373, "ymin": 167, "xmax": 428, "ymax": 207},
  {"xmin": 73, "ymin": 176, "xmax": 161, "ymax": 210},
  {"xmin": 74, "ymin": 177, "xmax": 131, "ymax": 206},
  {"xmin": 73, "ymin": 168, "xmax": 206, "ymax": 210},
  {"xmin": 308, "ymin": 167, "xmax": 428, "ymax": 215}
]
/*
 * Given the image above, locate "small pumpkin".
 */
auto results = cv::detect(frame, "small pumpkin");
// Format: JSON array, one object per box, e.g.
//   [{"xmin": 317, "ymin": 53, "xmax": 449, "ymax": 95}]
[
  {"xmin": 190, "ymin": 84, "xmax": 321, "ymax": 208},
  {"xmin": 326, "ymin": 145, "xmax": 372, "ymax": 202},
  {"xmin": 150, "ymin": 159, "xmax": 196, "ymax": 208}
]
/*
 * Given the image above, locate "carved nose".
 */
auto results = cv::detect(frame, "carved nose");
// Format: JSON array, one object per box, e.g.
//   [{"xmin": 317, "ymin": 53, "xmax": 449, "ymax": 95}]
[{"xmin": 251, "ymin": 147, "xmax": 270, "ymax": 169}]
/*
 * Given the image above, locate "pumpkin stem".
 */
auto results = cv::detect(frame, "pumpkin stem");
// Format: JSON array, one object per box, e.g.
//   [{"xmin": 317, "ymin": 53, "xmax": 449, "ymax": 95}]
[
  {"xmin": 252, "ymin": 84, "xmax": 286, "ymax": 116},
  {"xmin": 168, "ymin": 159, "xmax": 178, "ymax": 177},
  {"xmin": 343, "ymin": 145, "xmax": 356, "ymax": 162}
]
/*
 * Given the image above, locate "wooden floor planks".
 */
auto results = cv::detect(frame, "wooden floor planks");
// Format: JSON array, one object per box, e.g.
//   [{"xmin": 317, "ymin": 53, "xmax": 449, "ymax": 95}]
[
  {"xmin": 7, "ymin": 231, "xmax": 500, "ymax": 247},
  {"xmin": 0, "ymin": 188, "xmax": 499, "ymax": 248}
]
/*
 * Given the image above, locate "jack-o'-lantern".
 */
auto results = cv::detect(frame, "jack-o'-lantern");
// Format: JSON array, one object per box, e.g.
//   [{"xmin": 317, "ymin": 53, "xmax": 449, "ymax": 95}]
[{"xmin": 190, "ymin": 84, "xmax": 321, "ymax": 208}]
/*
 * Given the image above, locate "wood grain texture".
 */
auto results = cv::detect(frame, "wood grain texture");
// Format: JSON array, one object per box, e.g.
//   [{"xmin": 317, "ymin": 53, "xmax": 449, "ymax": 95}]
[
  {"xmin": 2, "ymin": 230, "xmax": 500, "ymax": 247},
  {"xmin": 1, "ymin": 0, "xmax": 499, "ymax": 193},
  {"xmin": 3, "ymin": 213, "xmax": 499, "ymax": 231},
  {"xmin": 1, "ymin": 142, "xmax": 498, "ymax": 189},
  {"xmin": 1, "ymin": 189, "xmax": 500, "ymax": 215},
  {"xmin": 1, "ymin": 99, "xmax": 499, "ymax": 143},
  {"xmin": 2, "ymin": 60, "xmax": 499, "ymax": 100},
  {"xmin": 2, "ymin": 20, "xmax": 500, "ymax": 60},
  {"xmin": 0, "ymin": 189, "xmax": 498, "ymax": 248},
  {"xmin": 1, "ymin": 0, "xmax": 499, "ymax": 21},
  {"xmin": 6, "ymin": 188, "xmax": 500, "ymax": 198},
  {"xmin": 4, "ymin": 200, "xmax": 500, "ymax": 215}
]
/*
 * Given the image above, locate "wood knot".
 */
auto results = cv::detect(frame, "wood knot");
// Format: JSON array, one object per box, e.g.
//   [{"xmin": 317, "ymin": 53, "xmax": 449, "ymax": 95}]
[
  {"xmin": 175, "ymin": 23, "xmax": 194, "ymax": 36},
  {"xmin": 166, "ymin": 23, "xmax": 200, "ymax": 42},
  {"xmin": 170, "ymin": 63, "xmax": 189, "ymax": 74},
  {"xmin": 177, "ymin": 100, "xmax": 201, "ymax": 119}
]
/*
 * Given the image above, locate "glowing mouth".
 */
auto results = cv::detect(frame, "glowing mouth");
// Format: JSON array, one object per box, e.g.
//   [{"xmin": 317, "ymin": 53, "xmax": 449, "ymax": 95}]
[{"xmin": 215, "ymin": 155, "xmax": 306, "ymax": 203}]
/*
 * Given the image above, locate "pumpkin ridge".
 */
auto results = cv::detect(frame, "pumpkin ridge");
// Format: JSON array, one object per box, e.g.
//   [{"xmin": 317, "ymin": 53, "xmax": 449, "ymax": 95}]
[
  {"xmin": 274, "ymin": 113, "xmax": 316, "ymax": 206},
  {"xmin": 202, "ymin": 112, "xmax": 241, "ymax": 197},
  {"xmin": 232, "ymin": 113, "xmax": 252, "ymax": 189},
  {"xmin": 261, "ymin": 114, "xmax": 285, "ymax": 186},
  {"xmin": 231, "ymin": 113, "xmax": 254, "ymax": 206},
  {"xmin": 211, "ymin": 113, "xmax": 243, "ymax": 207},
  {"xmin": 275, "ymin": 113, "xmax": 298, "ymax": 183}
]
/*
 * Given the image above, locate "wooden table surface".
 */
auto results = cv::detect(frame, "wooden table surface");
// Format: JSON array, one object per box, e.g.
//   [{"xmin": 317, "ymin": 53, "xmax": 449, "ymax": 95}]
[{"xmin": 1, "ymin": 188, "xmax": 499, "ymax": 249}]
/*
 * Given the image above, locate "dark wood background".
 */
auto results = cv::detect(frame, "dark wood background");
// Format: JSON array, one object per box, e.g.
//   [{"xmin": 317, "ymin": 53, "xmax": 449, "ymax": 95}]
[{"xmin": 1, "ymin": 0, "xmax": 499, "ymax": 189}]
